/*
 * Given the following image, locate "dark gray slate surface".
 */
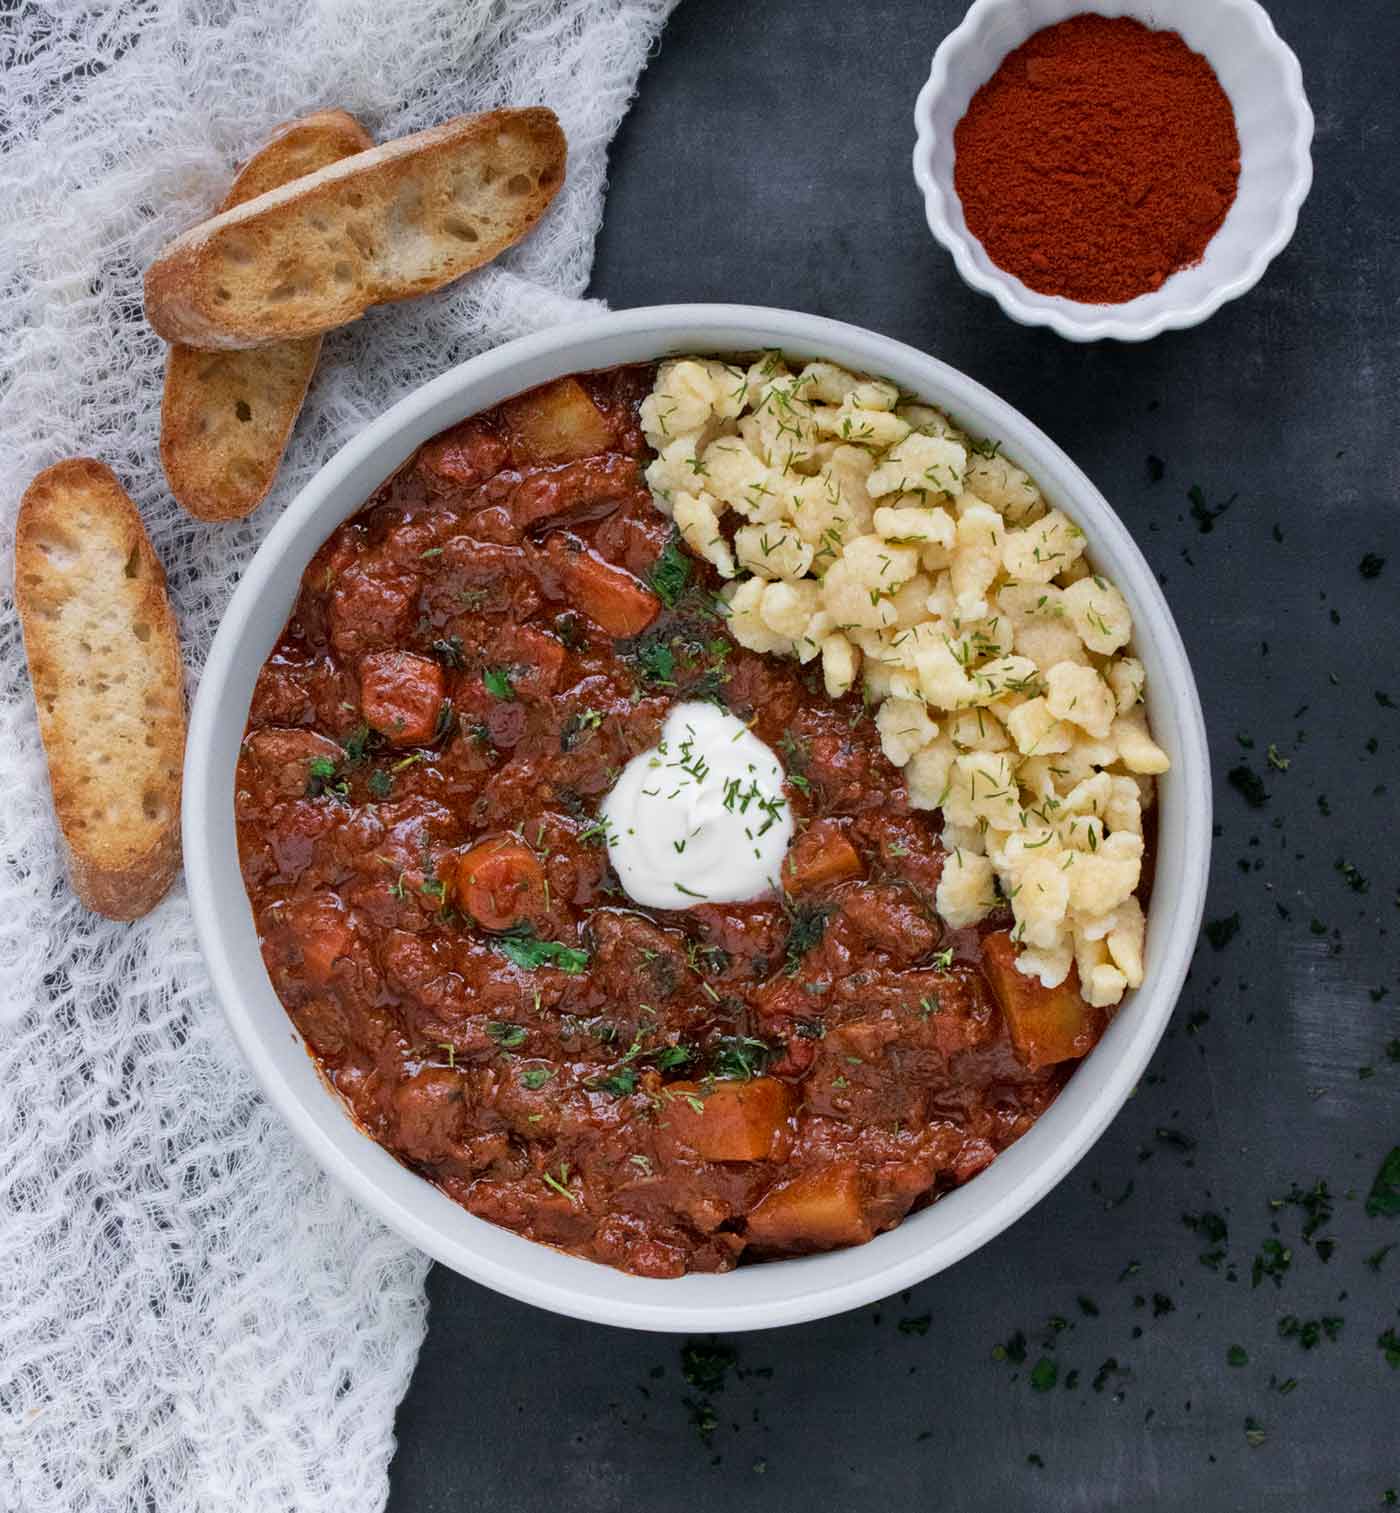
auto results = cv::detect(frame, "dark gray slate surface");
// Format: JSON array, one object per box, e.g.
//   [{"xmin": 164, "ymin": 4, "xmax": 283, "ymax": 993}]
[{"xmin": 387, "ymin": 2, "xmax": 1400, "ymax": 1507}]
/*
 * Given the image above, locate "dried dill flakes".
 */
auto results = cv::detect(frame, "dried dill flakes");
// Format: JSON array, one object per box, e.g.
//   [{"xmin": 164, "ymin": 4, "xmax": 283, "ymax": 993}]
[
  {"xmin": 680, "ymin": 1341, "xmax": 737, "ymax": 1394},
  {"xmin": 1359, "ymin": 552, "xmax": 1386, "ymax": 579},
  {"xmin": 1277, "ymin": 1315, "xmax": 1343, "ymax": 1350},
  {"xmin": 1365, "ymin": 1147, "xmax": 1400, "ymax": 1218},
  {"xmin": 1204, "ymin": 913, "xmax": 1240, "ymax": 950},
  {"xmin": 1380, "ymin": 1328, "xmax": 1400, "ymax": 1369},
  {"xmin": 1366, "ymin": 1243, "xmax": 1396, "ymax": 1273},
  {"xmin": 710, "ymin": 1035, "xmax": 774, "ymax": 1081},
  {"xmin": 992, "ymin": 1329, "xmax": 1028, "ymax": 1365},
  {"xmin": 430, "ymin": 634, "xmax": 465, "ymax": 669},
  {"xmin": 1180, "ymin": 1210, "xmax": 1222, "ymax": 1270},
  {"xmin": 678, "ymin": 1341, "xmax": 743, "ymax": 1446},
  {"xmin": 1227, "ymin": 765, "xmax": 1269, "ymax": 808},
  {"xmin": 1336, "ymin": 858, "xmax": 1370, "ymax": 894},
  {"xmin": 1244, "ymin": 1416, "xmax": 1268, "ymax": 1448},
  {"xmin": 1271, "ymin": 1179, "xmax": 1334, "ymax": 1245},
  {"xmin": 1251, "ymin": 1238, "xmax": 1292, "ymax": 1289},
  {"xmin": 1091, "ymin": 1358, "xmax": 1124, "ymax": 1395},
  {"xmin": 1187, "ymin": 483, "xmax": 1233, "ymax": 533}
]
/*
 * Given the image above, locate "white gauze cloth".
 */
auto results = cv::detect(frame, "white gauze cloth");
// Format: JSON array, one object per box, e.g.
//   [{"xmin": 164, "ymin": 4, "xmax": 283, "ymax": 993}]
[{"xmin": 0, "ymin": 2, "xmax": 675, "ymax": 1509}]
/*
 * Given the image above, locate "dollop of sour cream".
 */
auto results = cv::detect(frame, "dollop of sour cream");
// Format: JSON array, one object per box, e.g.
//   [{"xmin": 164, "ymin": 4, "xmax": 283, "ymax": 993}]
[{"xmin": 601, "ymin": 701, "xmax": 794, "ymax": 909}]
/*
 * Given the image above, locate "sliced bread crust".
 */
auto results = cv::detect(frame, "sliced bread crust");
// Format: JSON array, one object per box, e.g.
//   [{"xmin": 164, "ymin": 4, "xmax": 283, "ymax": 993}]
[
  {"xmin": 161, "ymin": 110, "xmax": 374, "ymax": 521},
  {"xmin": 144, "ymin": 107, "xmax": 566, "ymax": 350},
  {"xmin": 16, "ymin": 460, "xmax": 186, "ymax": 920}
]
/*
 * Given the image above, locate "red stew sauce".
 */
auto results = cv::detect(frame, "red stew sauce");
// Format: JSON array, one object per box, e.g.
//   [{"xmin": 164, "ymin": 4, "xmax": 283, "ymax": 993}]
[{"xmin": 236, "ymin": 364, "xmax": 1111, "ymax": 1277}]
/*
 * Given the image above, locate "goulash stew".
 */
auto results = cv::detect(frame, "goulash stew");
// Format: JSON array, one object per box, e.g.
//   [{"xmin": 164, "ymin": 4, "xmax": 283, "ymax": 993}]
[{"xmin": 236, "ymin": 360, "xmax": 1160, "ymax": 1277}]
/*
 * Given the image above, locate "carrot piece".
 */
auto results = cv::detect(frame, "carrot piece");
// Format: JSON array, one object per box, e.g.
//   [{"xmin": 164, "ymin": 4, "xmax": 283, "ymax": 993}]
[
  {"xmin": 981, "ymin": 930, "xmax": 1103, "ymax": 1070},
  {"xmin": 782, "ymin": 819, "xmax": 864, "ymax": 895},
  {"xmin": 663, "ymin": 1078, "xmax": 793, "ymax": 1161},
  {"xmin": 447, "ymin": 838, "xmax": 546, "ymax": 930},
  {"xmin": 500, "ymin": 377, "xmax": 613, "ymax": 465},
  {"xmin": 746, "ymin": 1163, "xmax": 873, "ymax": 1251},
  {"xmin": 358, "ymin": 650, "xmax": 445, "ymax": 745},
  {"xmin": 544, "ymin": 537, "xmax": 659, "ymax": 638}
]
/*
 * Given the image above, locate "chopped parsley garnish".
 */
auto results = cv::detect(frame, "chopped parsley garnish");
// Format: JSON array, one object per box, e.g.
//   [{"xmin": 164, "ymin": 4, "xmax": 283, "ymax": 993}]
[
  {"xmin": 1278, "ymin": 1315, "xmax": 1343, "ymax": 1350},
  {"xmin": 646, "ymin": 534, "xmax": 693, "ymax": 609},
  {"xmin": 1379, "ymin": 1329, "xmax": 1400, "ymax": 1369},
  {"xmin": 492, "ymin": 928, "xmax": 589, "ymax": 975},
  {"xmin": 366, "ymin": 768, "xmax": 393, "ymax": 799},
  {"xmin": 483, "ymin": 666, "xmax": 515, "ymax": 701},
  {"xmin": 783, "ymin": 899, "xmax": 833, "ymax": 975},
  {"xmin": 561, "ymin": 707, "xmax": 604, "ymax": 751},
  {"xmin": 520, "ymin": 1067, "xmax": 554, "ymax": 1090},
  {"xmin": 591, "ymin": 1067, "xmax": 639, "ymax": 1097},
  {"xmin": 485, "ymin": 1021, "xmax": 527, "ymax": 1049},
  {"xmin": 305, "ymin": 755, "xmax": 347, "ymax": 800},
  {"xmin": 1251, "ymin": 1237, "xmax": 1292, "ymax": 1288},
  {"xmin": 1028, "ymin": 1358, "xmax": 1058, "ymax": 1392},
  {"xmin": 680, "ymin": 1341, "xmax": 737, "ymax": 1395},
  {"xmin": 1227, "ymin": 765, "xmax": 1269, "ymax": 808},
  {"xmin": 1364, "ymin": 1146, "xmax": 1400, "ymax": 1218},
  {"xmin": 1335, "ymin": 858, "xmax": 1370, "ymax": 894},
  {"xmin": 711, "ymin": 1035, "xmax": 774, "ymax": 1081},
  {"xmin": 636, "ymin": 637, "xmax": 676, "ymax": 687},
  {"xmin": 341, "ymin": 722, "xmax": 376, "ymax": 766},
  {"xmin": 1227, "ymin": 1345, "xmax": 1248, "ymax": 1367},
  {"xmin": 431, "ymin": 635, "xmax": 466, "ymax": 669},
  {"xmin": 1204, "ymin": 913, "xmax": 1240, "ymax": 950},
  {"xmin": 1187, "ymin": 483, "xmax": 1233, "ymax": 533}
]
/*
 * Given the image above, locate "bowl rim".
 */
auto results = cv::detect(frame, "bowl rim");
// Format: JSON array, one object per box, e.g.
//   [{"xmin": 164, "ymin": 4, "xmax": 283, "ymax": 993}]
[
  {"xmin": 912, "ymin": 0, "xmax": 1315, "ymax": 342},
  {"xmin": 185, "ymin": 302, "xmax": 1212, "ymax": 1332}
]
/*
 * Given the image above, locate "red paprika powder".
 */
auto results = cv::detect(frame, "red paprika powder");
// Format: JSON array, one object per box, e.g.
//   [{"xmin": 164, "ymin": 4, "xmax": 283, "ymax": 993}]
[{"xmin": 953, "ymin": 14, "xmax": 1241, "ymax": 305}]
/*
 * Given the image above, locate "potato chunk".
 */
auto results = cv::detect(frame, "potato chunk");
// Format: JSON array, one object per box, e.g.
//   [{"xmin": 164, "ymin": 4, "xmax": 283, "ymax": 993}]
[
  {"xmin": 981, "ymin": 930, "xmax": 1103, "ymax": 1070},
  {"xmin": 663, "ymin": 1078, "xmax": 794, "ymax": 1162},
  {"xmin": 500, "ymin": 377, "xmax": 613, "ymax": 464},
  {"xmin": 746, "ymin": 1163, "xmax": 873, "ymax": 1251},
  {"xmin": 782, "ymin": 820, "xmax": 864, "ymax": 895},
  {"xmin": 358, "ymin": 650, "xmax": 445, "ymax": 746},
  {"xmin": 543, "ymin": 537, "xmax": 660, "ymax": 638}
]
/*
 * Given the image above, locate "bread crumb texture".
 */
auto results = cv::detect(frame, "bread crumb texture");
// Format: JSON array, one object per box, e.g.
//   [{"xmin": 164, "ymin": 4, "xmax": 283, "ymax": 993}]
[{"xmin": 16, "ymin": 459, "xmax": 186, "ymax": 918}]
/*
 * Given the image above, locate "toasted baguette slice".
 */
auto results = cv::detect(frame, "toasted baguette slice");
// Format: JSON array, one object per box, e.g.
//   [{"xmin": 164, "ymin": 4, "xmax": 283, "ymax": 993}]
[
  {"xmin": 144, "ymin": 107, "xmax": 566, "ymax": 350},
  {"xmin": 16, "ymin": 461, "xmax": 186, "ymax": 920},
  {"xmin": 161, "ymin": 111, "xmax": 374, "ymax": 520}
]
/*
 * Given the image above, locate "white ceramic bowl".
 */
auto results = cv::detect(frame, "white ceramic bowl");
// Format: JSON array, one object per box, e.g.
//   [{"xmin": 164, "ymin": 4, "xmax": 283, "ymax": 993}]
[
  {"xmin": 185, "ymin": 304, "xmax": 1211, "ymax": 1332},
  {"xmin": 913, "ymin": 0, "xmax": 1314, "ymax": 342}
]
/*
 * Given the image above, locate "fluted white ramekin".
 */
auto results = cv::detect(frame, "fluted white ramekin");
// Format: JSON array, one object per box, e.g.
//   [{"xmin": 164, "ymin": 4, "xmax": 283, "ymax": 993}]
[{"xmin": 914, "ymin": 0, "xmax": 1314, "ymax": 342}]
